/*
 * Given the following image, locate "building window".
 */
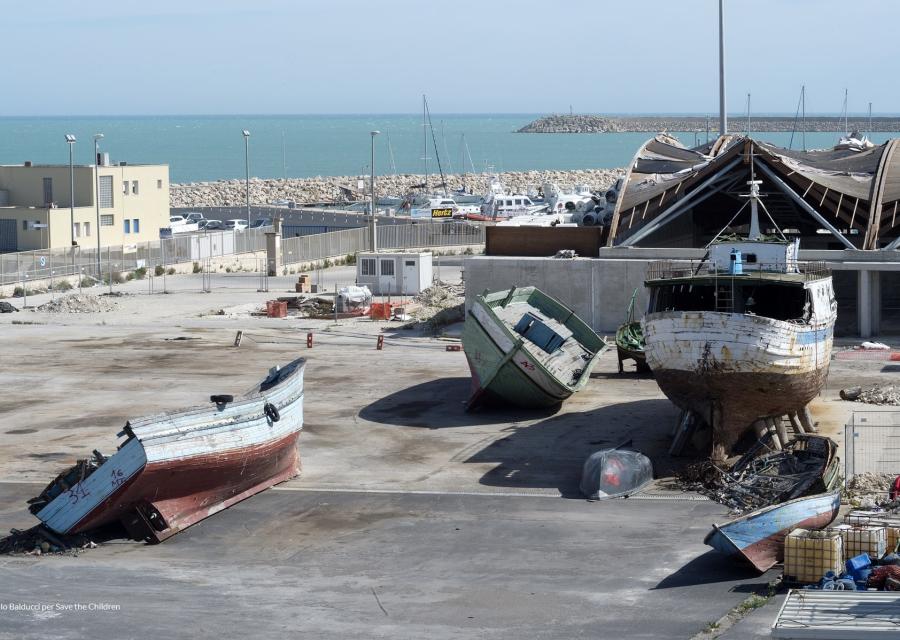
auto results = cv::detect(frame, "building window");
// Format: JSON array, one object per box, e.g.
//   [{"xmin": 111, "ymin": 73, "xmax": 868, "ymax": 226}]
[
  {"xmin": 22, "ymin": 220, "xmax": 27, "ymax": 231},
  {"xmin": 380, "ymin": 259, "xmax": 395, "ymax": 276},
  {"xmin": 74, "ymin": 222, "xmax": 81, "ymax": 238},
  {"xmin": 98, "ymin": 175, "xmax": 114, "ymax": 208},
  {"xmin": 43, "ymin": 177, "xmax": 53, "ymax": 205},
  {"xmin": 157, "ymin": 179, "xmax": 163, "ymax": 189},
  {"xmin": 84, "ymin": 222, "xmax": 91, "ymax": 237},
  {"xmin": 124, "ymin": 219, "xmax": 131, "ymax": 234},
  {"xmin": 123, "ymin": 180, "xmax": 129, "ymax": 195},
  {"xmin": 132, "ymin": 180, "xmax": 139, "ymax": 195},
  {"xmin": 361, "ymin": 258, "xmax": 376, "ymax": 276},
  {"xmin": 133, "ymin": 218, "xmax": 140, "ymax": 233},
  {"xmin": 100, "ymin": 214, "xmax": 114, "ymax": 226}
]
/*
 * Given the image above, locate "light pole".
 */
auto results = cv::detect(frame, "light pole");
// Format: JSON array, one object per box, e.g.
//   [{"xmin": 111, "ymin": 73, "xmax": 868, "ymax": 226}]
[
  {"xmin": 242, "ymin": 130, "xmax": 251, "ymax": 227},
  {"xmin": 65, "ymin": 134, "xmax": 76, "ymax": 279},
  {"xmin": 370, "ymin": 130, "xmax": 380, "ymax": 252},
  {"xmin": 718, "ymin": 0, "xmax": 727, "ymax": 136},
  {"xmin": 93, "ymin": 133, "xmax": 104, "ymax": 279}
]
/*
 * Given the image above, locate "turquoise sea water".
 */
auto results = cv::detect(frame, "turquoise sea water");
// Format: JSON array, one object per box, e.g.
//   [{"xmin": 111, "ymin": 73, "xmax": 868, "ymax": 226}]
[{"xmin": 0, "ymin": 115, "xmax": 894, "ymax": 184}]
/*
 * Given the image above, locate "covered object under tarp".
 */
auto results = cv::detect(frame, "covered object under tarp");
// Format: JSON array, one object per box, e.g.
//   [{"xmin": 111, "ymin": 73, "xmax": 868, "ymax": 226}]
[
  {"xmin": 607, "ymin": 134, "xmax": 900, "ymax": 250},
  {"xmin": 580, "ymin": 447, "xmax": 653, "ymax": 500}
]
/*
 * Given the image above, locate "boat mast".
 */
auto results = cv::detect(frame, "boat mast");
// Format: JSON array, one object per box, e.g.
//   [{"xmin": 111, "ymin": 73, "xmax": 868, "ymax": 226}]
[
  {"xmin": 386, "ymin": 133, "xmax": 397, "ymax": 176},
  {"xmin": 868, "ymin": 101, "xmax": 873, "ymax": 137},
  {"xmin": 841, "ymin": 88, "xmax": 849, "ymax": 134},
  {"xmin": 802, "ymin": 85, "xmax": 806, "ymax": 151},
  {"xmin": 746, "ymin": 92, "xmax": 751, "ymax": 137},
  {"xmin": 423, "ymin": 96, "xmax": 448, "ymax": 195},
  {"xmin": 423, "ymin": 95, "xmax": 428, "ymax": 194},
  {"xmin": 718, "ymin": 0, "xmax": 727, "ymax": 136},
  {"xmin": 441, "ymin": 120, "xmax": 453, "ymax": 176}
]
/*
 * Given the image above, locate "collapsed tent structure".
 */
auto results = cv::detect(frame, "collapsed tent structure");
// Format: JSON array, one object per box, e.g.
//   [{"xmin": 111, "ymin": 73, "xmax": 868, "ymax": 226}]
[{"xmin": 607, "ymin": 134, "xmax": 900, "ymax": 251}]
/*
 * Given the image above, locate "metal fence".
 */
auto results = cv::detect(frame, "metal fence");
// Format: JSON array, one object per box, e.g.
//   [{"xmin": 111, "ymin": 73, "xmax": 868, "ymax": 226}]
[
  {"xmin": 0, "ymin": 228, "xmax": 269, "ymax": 286},
  {"xmin": 844, "ymin": 411, "xmax": 900, "ymax": 480},
  {"xmin": 281, "ymin": 221, "xmax": 485, "ymax": 266}
]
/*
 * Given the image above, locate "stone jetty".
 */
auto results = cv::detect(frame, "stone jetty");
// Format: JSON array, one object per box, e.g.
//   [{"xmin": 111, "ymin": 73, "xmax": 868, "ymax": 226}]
[
  {"xmin": 170, "ymin": 169, "xmax": 624, "ymax": 208},
  {"xmin": 518, "ymin": 114, "xmax": 900, "ymax": 133}
]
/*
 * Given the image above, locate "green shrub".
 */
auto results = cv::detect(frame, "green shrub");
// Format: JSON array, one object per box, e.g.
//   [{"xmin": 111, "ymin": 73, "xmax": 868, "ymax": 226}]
[
  {"xmin": 166, "ymin": 267, "xmax": 176, "ymax": 275},
  {"xmin": 55, "ymin": 280, "xmax": 73, "ymax": 291},
  {"xmin": 323, "ymin": 258, "xmax": 333, "ymax": 268},
  {"xmin": 154, "ymin": 264, "xmax": 165, "ymax": 276},
  {"xmin": 192, "ymin": 262, "xmax": 201, "ymax": 274},
  {"xmin": 344, "ymin": 253, "xmax": 357, "ymax": 265},
  {"xmin": 12, "ymin": 286, "xmax": 24, "ymax": 298},
  {"xmin": 225, "ymin": 267, "xmax": 232, "ymax": 273},
  {"xmin": 133, "ymin": 267, "xmax": 146, "ymax": 280},
  {"xmin": 463, "ymin": 247, "xmax": 474, "ymax": 255},
  {"xmin": 80, "ymin": 277, "xmax": 94, "ymax": 288}
]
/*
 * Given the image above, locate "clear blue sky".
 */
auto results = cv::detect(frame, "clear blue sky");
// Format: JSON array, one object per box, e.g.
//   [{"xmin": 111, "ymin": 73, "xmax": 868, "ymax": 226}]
[{"xmin": 4, "ymin": 0, "xmax": 897, "ymax": 116}]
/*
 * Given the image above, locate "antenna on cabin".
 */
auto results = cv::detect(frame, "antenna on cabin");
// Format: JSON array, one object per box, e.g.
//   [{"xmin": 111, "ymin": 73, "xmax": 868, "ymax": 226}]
[{"xmin": 718, "ymin": 0, "xmax": 727, "ymax": 136}]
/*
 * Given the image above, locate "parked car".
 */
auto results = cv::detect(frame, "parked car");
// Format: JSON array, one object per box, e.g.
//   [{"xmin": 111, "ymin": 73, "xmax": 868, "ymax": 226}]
[
  {"xmin": 202, "ymin": 219, "xmax": 224, "ymax": 230},
  {"xmin": 249, "ymin": 218, "xmax": 272, "ymax": 229},
  {"xmin": 226, "ymin": 219, "xmax": 249, "ymax": 231},
  {"xmin": 185, "ymin": 212, "xmax": 206, "ymax": 224},
  {"xmin": 169, "ymin": 215, "xmax": 188, "ymax": 226}
]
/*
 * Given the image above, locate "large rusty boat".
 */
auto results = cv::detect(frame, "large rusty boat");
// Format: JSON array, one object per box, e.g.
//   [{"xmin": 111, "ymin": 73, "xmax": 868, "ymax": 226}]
[{"xmin": 642, "ymin": 175, "xmax": 836, "ymax": 460}]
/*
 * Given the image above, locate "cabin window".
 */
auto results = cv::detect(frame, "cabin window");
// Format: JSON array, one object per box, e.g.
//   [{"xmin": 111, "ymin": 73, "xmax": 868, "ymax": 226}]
[
  {"xmin": 405, "ymin": 260, "xmax": 415, "ymax": 266},
  {"xmin": 744, "ymin": 253, "xmax": 757, "ymax": 264},
  {"xmin": 360, "ymin": 258, "xmax": 376, "ymax": 276},
  {"xmin": 650, "ymin": 281, "xmax": 807, "ymax": 320},
  {"xmin": 515, "ymin": 198, "xmax": 522, "ymax": 205},
  {"xmin": 380, "ymin": 259, "xmax": 395, "ymax": 276}
]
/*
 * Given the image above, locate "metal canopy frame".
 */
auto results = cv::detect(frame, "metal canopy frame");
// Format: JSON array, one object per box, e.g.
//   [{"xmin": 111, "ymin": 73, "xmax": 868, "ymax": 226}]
[
  {"xmin": 754, "ymin": 162, "xmax": 856, "ymax": 250},
  {"xmin": 619, "ymin": 157, "xmax": 743, "ymax": 247}
]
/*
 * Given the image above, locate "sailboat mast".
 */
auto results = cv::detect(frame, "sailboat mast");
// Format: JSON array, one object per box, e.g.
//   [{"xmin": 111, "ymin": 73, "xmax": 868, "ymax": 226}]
[
  {"xmin": 801, "ymin": 85, "xmax": 806, "ymax": 152},
  {"xmin": 386, "ymin": 133, "xmax": 397, "ymax": 176},
  {"xmin": 423, "ymin": 95, "xmax": 428, "ymax": 194}
]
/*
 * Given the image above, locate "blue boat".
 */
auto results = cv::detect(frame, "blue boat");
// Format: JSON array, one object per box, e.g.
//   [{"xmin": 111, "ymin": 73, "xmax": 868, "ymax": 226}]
[{"xmin": 704, "ymin": 491, "xmax": 841, "ymax": 573}]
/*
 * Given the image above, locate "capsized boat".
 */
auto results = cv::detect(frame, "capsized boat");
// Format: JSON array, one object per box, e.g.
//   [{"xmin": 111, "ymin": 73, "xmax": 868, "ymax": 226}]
[
  {"xmin": 642, "ymin": 167, "xmax": 836, "ymax": 460},
  {"xmin": 28, "ymin": 358, "xmax": 305, "ymax": 543},
  {"xmin": 463, "ymin": 286, "xmax": 607, "ymax": 409},
  {"xmin": 704, "ymin": 491, "xmax": 841, "ymax": 573}
]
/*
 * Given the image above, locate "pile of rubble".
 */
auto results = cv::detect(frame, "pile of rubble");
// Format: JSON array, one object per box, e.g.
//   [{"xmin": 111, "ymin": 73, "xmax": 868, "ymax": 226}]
[
  {"xmin": 35, "ymin": 294, "xmax": 119, "ymax": 314},
  {"xmin": 845, "ymin": 472, "xmax": 898, "ymax": 508},
  {"xmin": 0, "ymin": 525, "xmax": 98, "ymax": 556},
  {"xmin": 841, "ymin": 385, "xmax": 900, "ymax": 406},
  {"xmin": 407, "ymin": 281, "xmax": 465, "ymax": 332}
]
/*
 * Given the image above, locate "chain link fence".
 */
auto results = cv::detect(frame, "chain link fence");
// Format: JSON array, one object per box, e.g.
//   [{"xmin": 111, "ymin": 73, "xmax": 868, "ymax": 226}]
[{"xmin": 844, "ymin": 411, "xmax": 900, "ymax": 479}]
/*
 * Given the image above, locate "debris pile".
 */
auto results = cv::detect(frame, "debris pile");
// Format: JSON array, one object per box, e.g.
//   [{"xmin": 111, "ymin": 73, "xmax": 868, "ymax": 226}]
[
  {"xmin": 841, "ymin": 384, "xmax": 900, "ymax": 406},
  {"xmin": 35, "ymin": 294, "xmax": 119, "ymax": 314},
  {"xmin": 678, "ymin": 434, "xmax": 838, "ymax": 513},
  {"xmin": 0, "ymin": 301, "xmax": 19, "ymax": 313},
  {"xmin": 408, "ymin": 281, "xmax": 465, "ymax": 332},
  {"xmin": 845, "ymin": 472, "xmax": 898, "ymax": 507},
  {"xmin": 0, "ymin": 525, "xmax": 98, "ymax": 556}
]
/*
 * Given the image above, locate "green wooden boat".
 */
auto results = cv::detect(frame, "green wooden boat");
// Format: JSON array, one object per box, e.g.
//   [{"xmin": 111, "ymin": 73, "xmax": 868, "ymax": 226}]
[
  {"xmin": 615, "ymin": 289, "xmax": 651, "ymax": 373},
  {"xmin": 463, "ymin": 286, "xmax": 607, "ymax": 409}
]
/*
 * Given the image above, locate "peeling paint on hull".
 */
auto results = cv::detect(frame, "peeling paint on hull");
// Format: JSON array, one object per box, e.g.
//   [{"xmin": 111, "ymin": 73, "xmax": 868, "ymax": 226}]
[{"xmin": 643, "ymin": 311, "xmax": 834, "ymax": 456}]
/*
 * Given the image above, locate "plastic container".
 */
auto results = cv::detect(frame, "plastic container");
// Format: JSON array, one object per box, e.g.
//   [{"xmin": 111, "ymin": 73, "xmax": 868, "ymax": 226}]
[
  {"xmin": 784, "ymin": 528, "xmax": 844, "ymax": 584},
  {"xmin": 826, "ymin": 524, "xmax": 887, "ymax": 561},
  {"xmin": 266, "ymin": 300, "xmax": 287, "ymax": 318},
  {"xmin": 370, "ymin": 303, "xmax": 393, "ymax": 320}
]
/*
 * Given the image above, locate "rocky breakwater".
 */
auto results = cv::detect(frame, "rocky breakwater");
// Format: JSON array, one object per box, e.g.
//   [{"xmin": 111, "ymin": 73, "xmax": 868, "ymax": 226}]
[
  {"xmin": 170, "ymin": 169, "xmax": 624, "ymax": 208},
  {"xmin": 519, "ymin": 114, "xmax": 900, "ymax": 134}
]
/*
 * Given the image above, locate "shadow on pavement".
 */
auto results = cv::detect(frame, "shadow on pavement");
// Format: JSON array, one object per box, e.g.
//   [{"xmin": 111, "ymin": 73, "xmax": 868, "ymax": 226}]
[{"xmin": 653, "ymin": 550, "xmax": 767, "ymax": 589}]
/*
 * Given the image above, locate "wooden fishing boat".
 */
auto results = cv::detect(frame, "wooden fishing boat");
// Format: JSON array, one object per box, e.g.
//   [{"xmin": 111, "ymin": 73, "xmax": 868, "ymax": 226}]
[
  {"xmin": 643, "ymin": 172, "xmax": 835, "ymax": 460},
  {"xmin": 463, "ymin": 286, "xmax": 607, "ymax": 409},
  {"xmin": 616, "ymin": 289, "xmax": 650, "ymax": 373},
  {"xmin": 704, "ymin": 491, "xmax": 841, "ymax": 573},
  {"xmin": 28, "ymin": 358, "xmax": 305, "ymax": 543}
]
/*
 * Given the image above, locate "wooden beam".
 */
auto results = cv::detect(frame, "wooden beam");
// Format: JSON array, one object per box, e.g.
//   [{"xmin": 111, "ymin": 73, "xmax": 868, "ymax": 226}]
[
  {"xmin": 865, "ymin": 138, "xmax": 900, "ymax": 249},
  {"xmin": 818, "ymin": 187, "xmax": 830, "ymax": 207},
  {"xmin": 640, "ymin": 199, "xmax": 650, "ymax": 220},
  {"xmin": 657, "ymin": 188, "xmax": 668, "ymax": 209},
  {"xmin": 835, "ymin": 192, "xmax": 843, "ymax": 219},
  {"xmin": 850, "ymin": 197, "xmax": 859, "ymax": 228},
  {"xmin": 892, "ymin": 201, "xmax": 898, "ymax": 229}
]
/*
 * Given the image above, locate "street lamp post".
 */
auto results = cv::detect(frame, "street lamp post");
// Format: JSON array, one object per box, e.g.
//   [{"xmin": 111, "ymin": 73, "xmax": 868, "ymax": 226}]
[
  {"xmin": 65, "ymin": 134, "xmax": 76, "ymax": 279},
  {"xmin": 242, "ymin": 130, "xmax": 251, "ymax": 228},
  {"xmin": 370, "ymin": 130, "xmax": 380, "ymax": 252},
  {"xmin": 93, "ymin": 133, "xmax": 104, "ymax": 279}
]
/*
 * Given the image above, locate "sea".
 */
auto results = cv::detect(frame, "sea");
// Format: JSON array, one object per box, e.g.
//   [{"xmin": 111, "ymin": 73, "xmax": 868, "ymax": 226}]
[{"xmin": 0, "ymin": 114, "xmax": 895, "ymax": 184}]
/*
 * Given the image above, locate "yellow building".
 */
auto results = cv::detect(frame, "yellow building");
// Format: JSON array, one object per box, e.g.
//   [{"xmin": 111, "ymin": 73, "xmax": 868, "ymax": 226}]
[{"xmin": 0, "ymin": 161, "xmax": 169, "ymax": 251}]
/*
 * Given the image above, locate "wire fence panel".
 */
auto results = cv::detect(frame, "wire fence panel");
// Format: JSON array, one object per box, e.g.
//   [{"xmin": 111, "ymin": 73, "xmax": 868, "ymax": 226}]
[{"xmin": 845, "ymin": 411, "xmax": 900, "ymax": 480}]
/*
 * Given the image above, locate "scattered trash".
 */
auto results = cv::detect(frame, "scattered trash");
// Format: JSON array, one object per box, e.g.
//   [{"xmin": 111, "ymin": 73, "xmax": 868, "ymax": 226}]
[
  {"xmin": 553, "ymin": 249, "xmax": 578, "ymax": 259},
  {"xmin": 580, "ymin": 443, "xmax": 653, "ymax": 500},
  {"xmin": 34, "ymin": 294, "xmax": 119, "ymax": 314},
  {"xmin": 678, "ymin": 434, "xmax": 839, "ymax": 513},
  {"xmin": 0, "ymin": 525, "xmax": 97, "ymax": 556},
  {"xmin": 861, "ymin": 341, "xmax": 890, "ymax": 350},
  {"xmin": 0, "ymin": 301, "xmax": 19, "ymax": 313},
  {"xmin": 845, "ymin": 472, "xmax": 897, "ymax": 506},
  {"xmin": 336, "ymin": 286, "xmax": 372, "ymax": 314}
]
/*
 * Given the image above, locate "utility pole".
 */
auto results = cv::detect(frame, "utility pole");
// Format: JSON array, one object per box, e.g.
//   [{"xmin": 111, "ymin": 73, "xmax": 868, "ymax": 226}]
[
  {"xmin": 93, "ymin": 133, "xmax": 104, "ymax": 280},
  {"xmin": 65, "ymin": 134, "xmax": 76, "ymax": 279},
  {"xmin": 242, "ymin": 130, "xmax": 251, "ymax": 227},
  {"xmin": 718, "ymin": 0, "xmax": 727, "ymax": 136},
  {"xmin": 370, "ymin": 131, "xmax": 380, "ymax": 252}
]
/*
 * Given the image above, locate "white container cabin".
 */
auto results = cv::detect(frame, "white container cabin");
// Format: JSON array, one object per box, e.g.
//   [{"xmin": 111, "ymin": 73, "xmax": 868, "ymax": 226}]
[{"xmin": 356, "ymin": 251, "xmax": 433, "ymax": 295}]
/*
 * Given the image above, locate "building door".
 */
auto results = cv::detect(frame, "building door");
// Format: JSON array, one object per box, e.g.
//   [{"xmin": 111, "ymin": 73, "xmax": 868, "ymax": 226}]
[
  {"xmin": 402, "ymin": 259, "xmax": 418, "ymax": 295},
  {"xmin": 43, "ymin": 177, "xmax": 53, "ymax": 205},
  {"xmin": 0, "ymin": 219, "xmax": 16, "ymax": 251},
  {"xmin": 379, "ymin": 258, "xmax": 395, "ymax": 294}
]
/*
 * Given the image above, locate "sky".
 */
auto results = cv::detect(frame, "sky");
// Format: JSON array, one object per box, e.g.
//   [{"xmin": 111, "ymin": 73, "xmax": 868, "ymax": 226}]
[{"xmin": 3, "ymin": 0, "xmax": 898, "ymax": 116}]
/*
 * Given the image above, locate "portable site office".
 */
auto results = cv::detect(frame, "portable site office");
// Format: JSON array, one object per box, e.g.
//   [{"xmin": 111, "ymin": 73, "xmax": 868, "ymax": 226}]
[{"xmin": 356, "ymin": 251, "xmax": 433, "ymax": 295}]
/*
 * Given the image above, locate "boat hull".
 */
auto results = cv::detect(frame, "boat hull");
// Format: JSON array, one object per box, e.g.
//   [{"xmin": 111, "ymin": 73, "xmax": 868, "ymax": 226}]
[
  {"xmin": 34, "ymin": 358, "xmax": 305, "ymax": 543},
  {"xmin": 642, "ymin": 311, "xmax": 833, "ymax": 458},
  {"xmin": 704, "ymin": 492, "xmax": 841, "ymax": 573}
]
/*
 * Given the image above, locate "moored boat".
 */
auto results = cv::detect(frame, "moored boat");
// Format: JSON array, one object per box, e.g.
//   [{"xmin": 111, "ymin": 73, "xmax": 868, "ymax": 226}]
[
  {"xmin": 615, "ymin": 289, "xmax": 650, "ymax": 373},
  {"xmin": 704, "ymin": 491, "xmax": 841, "ymax": 573},
  {"xmin": 642, "ymin": 168, "xmax": 836, "ymax": 460},
  {"xmin": 463, "ymin": 286, "xmax": 607, "ymax": 409},
  {"xmin": 28, "ymin": 358, "xmax": 305, "ymax": 543}
]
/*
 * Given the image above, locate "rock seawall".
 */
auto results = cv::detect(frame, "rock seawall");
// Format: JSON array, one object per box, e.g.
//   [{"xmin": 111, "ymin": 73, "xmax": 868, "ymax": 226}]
[
  {"xmin": 519, "ymin": 114, "xmax": 900, "ymax": 133},
  {"xmin": 170, "ymin": 169, "xmax": 625, "ymax": 208}
]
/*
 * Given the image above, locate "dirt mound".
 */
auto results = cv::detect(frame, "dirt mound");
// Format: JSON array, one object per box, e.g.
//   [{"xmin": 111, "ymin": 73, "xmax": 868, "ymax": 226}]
[{"xmin": 35, "ymin": 294, "xmax": 119, "ymax": 314}]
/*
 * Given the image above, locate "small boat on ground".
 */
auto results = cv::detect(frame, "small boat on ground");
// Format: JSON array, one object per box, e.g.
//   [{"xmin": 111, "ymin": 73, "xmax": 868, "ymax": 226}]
[
  {"xmin": 616, "ymin": 289, "xmax": 650, "ymax": 374},
  {"xmin": 642, "ymin": 162, "xmax": 836, "ymax": 460},
  {"xmin": 463, "ymin": 286, "xmax": 607, "ymax": 409},
  {"xmin": 28, "ymin": 358, "xmax": 305, "ymax": 543},
  {"xmin": 704, "ymin": 491, "xmax": 841, "ymax": 573}
]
